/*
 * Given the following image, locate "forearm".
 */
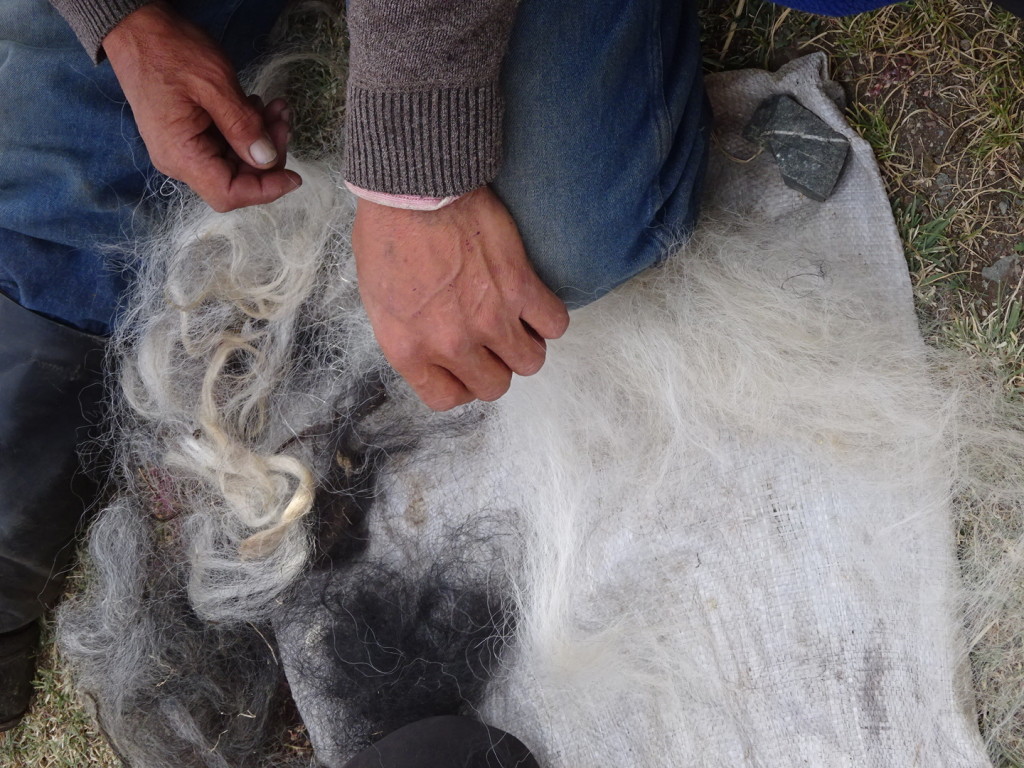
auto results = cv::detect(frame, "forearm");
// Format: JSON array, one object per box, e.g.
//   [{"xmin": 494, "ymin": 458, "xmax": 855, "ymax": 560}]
[
  {"xmin": 343, "ymin": 0, "xmax": 519, "ymax": 198},
  {"xmin": 48, "ymin": 0, "xmax": 153, "ymax": 62}
]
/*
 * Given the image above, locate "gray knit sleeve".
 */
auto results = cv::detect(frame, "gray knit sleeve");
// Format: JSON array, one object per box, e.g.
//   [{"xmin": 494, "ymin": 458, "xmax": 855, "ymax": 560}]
[
  {"xmin": 48, "ymin": 0, "xmax": 151, "ymax": 62},
  {"xmin": 344, "ymin": 0, "xmax": 519, "ymax": 197}
]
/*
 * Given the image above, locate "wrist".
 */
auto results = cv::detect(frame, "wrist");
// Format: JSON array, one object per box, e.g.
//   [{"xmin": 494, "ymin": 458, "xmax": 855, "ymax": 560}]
[{"xmin": 102, "ymin": 1, "xmax": 175, "ymax": 61}]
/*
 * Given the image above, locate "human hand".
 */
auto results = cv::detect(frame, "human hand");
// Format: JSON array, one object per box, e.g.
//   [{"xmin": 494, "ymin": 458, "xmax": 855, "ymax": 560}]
[
  {"xmin": 353, "ymin": 187, "xmax": 570, "ymax": 411},
  {"xmin": 103, "ymin": 1, "xmax": 301, "ymax": 212}
]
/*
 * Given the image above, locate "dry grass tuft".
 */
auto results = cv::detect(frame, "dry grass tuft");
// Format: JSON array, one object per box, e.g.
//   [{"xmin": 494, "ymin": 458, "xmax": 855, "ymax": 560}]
[{"xmin": 264, "ymin": 0, "xmax": 348, "ymax": 157}]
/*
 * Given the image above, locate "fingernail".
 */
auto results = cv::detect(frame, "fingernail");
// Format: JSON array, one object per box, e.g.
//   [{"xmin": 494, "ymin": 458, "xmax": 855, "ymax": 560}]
[
  {"xmin": 250, "ymin": 137, "xmax": 277, "ymax": 166},
  {"xmin": 281, "ymin": 107, "xmax": 292, "ymax": 125}
]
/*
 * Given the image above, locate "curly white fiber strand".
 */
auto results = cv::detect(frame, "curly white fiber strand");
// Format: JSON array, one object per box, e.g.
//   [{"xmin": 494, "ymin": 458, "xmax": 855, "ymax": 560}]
[{"xmin": 111, "ymin": 160, "xmax": 372, "ymax": 622}]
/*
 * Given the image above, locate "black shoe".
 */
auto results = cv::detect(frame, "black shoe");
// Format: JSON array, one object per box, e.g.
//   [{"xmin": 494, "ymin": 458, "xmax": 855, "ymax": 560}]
[
  {"xmin": 342, "ymin": 716, "xmax": 540, "ymax": 768},
  {"xmin": 0, "ymin": 621, "xmax": 41, "ymax": 732}
]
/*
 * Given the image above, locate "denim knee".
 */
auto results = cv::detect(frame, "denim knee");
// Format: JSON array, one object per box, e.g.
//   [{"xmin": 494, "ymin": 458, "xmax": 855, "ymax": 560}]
[{"xmin": 494, "ymin": 0, "xmax": 710, "ymax": 309}]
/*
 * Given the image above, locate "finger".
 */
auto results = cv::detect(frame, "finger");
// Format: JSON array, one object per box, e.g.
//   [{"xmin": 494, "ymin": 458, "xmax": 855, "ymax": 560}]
[
  {"xmin": 261, "ymin": 98, "xmax": 291, "ymax": 167},
  {"xmin": 447, "ymin": 347, "xmax": 513, "ymax": 403},
  {"xmin": 405, "ymin": 365, "xmax": 474, "ymax": 412},
  {"xmin": 213, "ymin": 118, "xmax": 289, "ymax": 177},
  {"xmin": 263, "ymin": 97, "xmax": 290, "ymax": 126},
  {"xmin": 522, "ymin": 320, "xmax": 547, "ymax": 349},
  {"xmin": 184, "ymin": 132, "xmax": 301, "ymax": 211},
  {"xmin": 228, "ymin": 168, "xmax": 302, "ymax": 206},
  {"xmin": 248, "ymin": 94, "xmax": 290, "ymax": 135},
  {"xmin": 520, "ymin": 279, "xmax": 570, "ymax": 340},
  {"xmin": 489, "ymin": 321, "xmax": 547, "ymax": 377},
  {"xmin": 196, "ymin": 77, "xmax": 278, "ymax": 169},
  {"xmin": 266, "ymin": 114, "xmax": 290, "ymax": 168}
]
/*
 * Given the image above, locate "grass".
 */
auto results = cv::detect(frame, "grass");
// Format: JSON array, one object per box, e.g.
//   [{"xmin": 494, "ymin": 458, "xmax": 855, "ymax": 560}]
[
  {"xmin": 0, "ymin": 621, "xmax": 119, "ymax": 767},
  {"xmin": 263, "ymin": 1, "xmax": 348, "ymax": 158},
  {"xmin": 4, "ymin": 0, "xmax": 1022, "ymax": 765}
]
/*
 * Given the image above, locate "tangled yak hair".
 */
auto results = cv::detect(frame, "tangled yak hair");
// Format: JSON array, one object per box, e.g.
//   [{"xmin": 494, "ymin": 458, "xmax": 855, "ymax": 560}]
[{"xmin": 57, "ymin": 154, "xmax": 1024, "ymax": 768}]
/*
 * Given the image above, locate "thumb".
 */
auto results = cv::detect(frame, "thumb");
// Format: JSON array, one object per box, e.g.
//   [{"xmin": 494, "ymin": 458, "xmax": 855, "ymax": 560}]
[{"xmin": 199, "ymin": 80, "xmax": 278, "ymax": 168}]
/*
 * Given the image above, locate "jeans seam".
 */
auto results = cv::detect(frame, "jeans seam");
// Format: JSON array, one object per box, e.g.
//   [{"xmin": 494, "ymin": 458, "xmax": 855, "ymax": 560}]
[{"xmin": 648, "ymin": 0, "xmax": 672, "ymax": 222}]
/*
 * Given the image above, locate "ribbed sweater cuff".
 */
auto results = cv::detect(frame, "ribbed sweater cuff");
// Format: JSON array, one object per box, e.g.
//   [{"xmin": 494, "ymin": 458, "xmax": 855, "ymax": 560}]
[
  {"xmin": 48, "ymin": 0, "xmax": 151, "ymax": 63},
  {"xmin": 343, "ymin": 83, "xmax": 503, "ymax": 198}
]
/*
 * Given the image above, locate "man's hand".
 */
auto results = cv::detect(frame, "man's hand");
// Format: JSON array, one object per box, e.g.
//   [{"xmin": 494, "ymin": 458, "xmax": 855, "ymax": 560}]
[
  {"xmin": 103, "ymin": 1, "xmax": 301, "ymax": 212},
  {"xmin": 353, "ymin": 187, "xmax": 570, "ymax": 411}
]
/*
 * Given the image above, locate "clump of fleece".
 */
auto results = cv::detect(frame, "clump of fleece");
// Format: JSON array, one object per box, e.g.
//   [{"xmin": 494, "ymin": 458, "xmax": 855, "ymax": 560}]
[{"xmin": 59, "ymin": 161, "xmax": 512, "ymax": 767}]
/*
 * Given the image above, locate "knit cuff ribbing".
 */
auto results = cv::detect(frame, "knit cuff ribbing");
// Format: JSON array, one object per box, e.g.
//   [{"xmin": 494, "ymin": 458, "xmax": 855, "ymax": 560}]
[
  {"xmin": 343, "ymin": 83, "xmax": 503, "ymax": 198},
  {"xmin": 48, "ymin": 0, "xmax": 151, "ymax": 63}
]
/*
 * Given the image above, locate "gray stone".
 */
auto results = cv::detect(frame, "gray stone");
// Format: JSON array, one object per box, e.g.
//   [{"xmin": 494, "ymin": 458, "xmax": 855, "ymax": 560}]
[
  {"xmin": 981, "ymin": 254, "xmax": 1020, "ymax": 284},
  {"xmin": 744, "ymin": 94, "xmax": 851, "ymax": 202}
]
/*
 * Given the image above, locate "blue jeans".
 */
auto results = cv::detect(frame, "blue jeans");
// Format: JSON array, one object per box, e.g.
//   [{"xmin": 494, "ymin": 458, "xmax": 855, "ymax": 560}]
[
  {"xmin": 498, "ymin": 0, "xmax": 709, "ymax": 308},
  {"xmin": 0, "ymin": 0, "xmax": 708, "ymax": 333}
]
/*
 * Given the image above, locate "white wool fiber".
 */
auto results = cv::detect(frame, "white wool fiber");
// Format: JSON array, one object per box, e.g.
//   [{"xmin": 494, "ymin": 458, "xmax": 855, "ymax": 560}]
[
  {"xmin": 471, "ymin": 219, "xmax": 1024, "ymax": 768},
  {"xmin": 110, "ymin": 162, "xmax": 380, "ymax": 623}
]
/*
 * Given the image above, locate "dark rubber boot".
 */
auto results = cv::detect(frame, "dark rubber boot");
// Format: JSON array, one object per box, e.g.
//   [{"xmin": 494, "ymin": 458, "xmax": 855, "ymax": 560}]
[
  {"xmin": 0, "ymin": 292, "xmax": 106, "ymax": 729},
  {"xmin": 0, "ymin": 621, "xmax": 41, "ymax": 731},
  {"xmin": 342, "ymin": 716, "xmax": 540, "ymax": 768},
  {"xmin": 993, "ymin": 0, "xmax": 1023, "ymax": 18}
]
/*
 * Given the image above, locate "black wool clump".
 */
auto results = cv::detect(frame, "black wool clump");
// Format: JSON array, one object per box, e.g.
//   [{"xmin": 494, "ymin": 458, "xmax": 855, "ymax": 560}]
[
  {"xmin": 325, "ymin": 572, "xmax": 510, "ymax": 747},
  {"xmin": 285, "ymin": 564, "xmax": 513, "ymax": 752},
  {"xmin": 304, "ymin": 380, "xmax": 394, "ymax": 566}
]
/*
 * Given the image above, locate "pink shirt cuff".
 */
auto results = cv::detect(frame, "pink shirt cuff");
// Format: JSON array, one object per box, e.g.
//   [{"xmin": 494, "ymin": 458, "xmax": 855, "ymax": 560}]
[{"xmin": 344, "ymin": 181, "xmax": 463, "ymax": 211}]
